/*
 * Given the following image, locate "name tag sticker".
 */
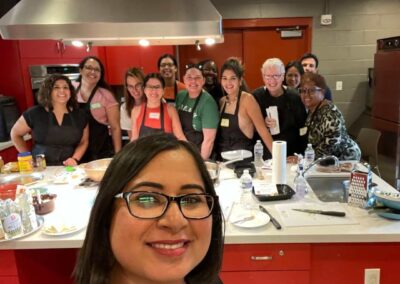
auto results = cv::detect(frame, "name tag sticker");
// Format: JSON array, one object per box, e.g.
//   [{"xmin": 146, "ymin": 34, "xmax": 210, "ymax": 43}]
[
  {"xmin": 90, "ymin": 102, "xmax": 102, "ymax": 109},
  {"xmin": 300, "ymin": 127, "xmax": 307, "ymax": 136},
  {"xmin": 149, "ymin": 112, "xmax": 160, "ymax": 119},
  {"xmin": 220, "ymin": 118, "xmax": 229, "ymax": 127}
]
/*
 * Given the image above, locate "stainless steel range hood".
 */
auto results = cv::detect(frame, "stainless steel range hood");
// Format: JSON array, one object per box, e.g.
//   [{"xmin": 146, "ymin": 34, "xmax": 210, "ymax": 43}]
[{"xmin": 0, "ymin": 0, "xmax": 223, "ymax": 46}]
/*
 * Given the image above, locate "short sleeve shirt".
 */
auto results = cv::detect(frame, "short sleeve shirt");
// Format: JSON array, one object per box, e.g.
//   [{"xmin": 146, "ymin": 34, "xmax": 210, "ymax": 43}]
[{"xmin": 175, "ymin": 90, "xmax": 219, "ymax": 131}]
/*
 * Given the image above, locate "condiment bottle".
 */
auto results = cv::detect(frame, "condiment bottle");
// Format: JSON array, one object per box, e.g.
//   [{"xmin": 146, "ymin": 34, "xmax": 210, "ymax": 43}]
[{"xmin": 18, "ymin": 152, "xmax": 33, "ymax": 174}]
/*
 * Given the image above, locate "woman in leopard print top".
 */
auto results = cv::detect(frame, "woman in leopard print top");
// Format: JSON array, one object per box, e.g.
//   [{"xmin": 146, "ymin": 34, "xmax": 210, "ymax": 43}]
[{"xmin": 299, "ymin": 73, "xmax": 361, "ymax": 160}]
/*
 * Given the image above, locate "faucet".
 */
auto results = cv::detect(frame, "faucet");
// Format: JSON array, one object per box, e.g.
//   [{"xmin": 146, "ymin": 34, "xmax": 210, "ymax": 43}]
[{"xmin": 301, "ymin": 155, "xmax": 340, "ymax": 177}]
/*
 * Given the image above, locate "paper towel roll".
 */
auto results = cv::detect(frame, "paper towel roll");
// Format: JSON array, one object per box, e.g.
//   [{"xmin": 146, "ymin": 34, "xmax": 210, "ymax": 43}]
[{"xmin": 272, "ymin": 141, "xmax": 287, "ymax": 185}]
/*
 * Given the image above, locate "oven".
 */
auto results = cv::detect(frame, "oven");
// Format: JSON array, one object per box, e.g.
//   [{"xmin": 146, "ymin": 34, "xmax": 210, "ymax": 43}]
[{"xmin": 29, "ymin": 64, "xmax": 80, "ymax": 104}]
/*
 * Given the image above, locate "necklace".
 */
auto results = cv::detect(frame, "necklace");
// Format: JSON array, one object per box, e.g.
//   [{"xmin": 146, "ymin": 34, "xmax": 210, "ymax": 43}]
[{"xmin": 226, "ymin": 95, "xmax": 238, "ymax": 106}]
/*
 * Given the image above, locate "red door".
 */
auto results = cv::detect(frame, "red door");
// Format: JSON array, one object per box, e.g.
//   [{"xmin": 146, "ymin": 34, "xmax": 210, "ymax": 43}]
[
  {"xmin": 177, "ymin": 18, "xmax": 312, "ymax": 91},
  {"xmin": 243, "ymin": 29, "xmax": 310, "ymax": 90}
]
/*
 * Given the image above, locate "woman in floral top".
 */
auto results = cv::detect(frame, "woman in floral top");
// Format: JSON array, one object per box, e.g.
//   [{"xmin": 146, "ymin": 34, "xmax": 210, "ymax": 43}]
[{"xmin": 299, "ymin": 73, "xmax": 361, "ymax": 160}]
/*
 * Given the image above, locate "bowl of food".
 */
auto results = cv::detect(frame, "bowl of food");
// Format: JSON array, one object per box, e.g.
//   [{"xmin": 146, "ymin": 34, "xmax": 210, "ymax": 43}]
[
  {"xmin": 32, "ymin": 192, "xmax": 57, "ymax": 215},
  {"xmin": 82, "ymin": 158, "xmax": 112, "ymax": 182}
]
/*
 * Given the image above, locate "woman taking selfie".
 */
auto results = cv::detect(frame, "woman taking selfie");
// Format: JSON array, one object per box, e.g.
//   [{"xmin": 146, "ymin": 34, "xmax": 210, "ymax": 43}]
[{"xmin": 74, "ymin": 133, "xmax": 224, "ymax": 284}]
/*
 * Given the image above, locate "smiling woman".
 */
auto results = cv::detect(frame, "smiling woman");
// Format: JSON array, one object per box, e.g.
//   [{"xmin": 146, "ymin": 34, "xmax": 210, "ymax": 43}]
[
  {"xmin": 10, "ymin": 74, "xmax": 89, "ymax": 166},
  {"xmin": 74, "ymin": 133, "xmax": 224, "ymax": 284}
]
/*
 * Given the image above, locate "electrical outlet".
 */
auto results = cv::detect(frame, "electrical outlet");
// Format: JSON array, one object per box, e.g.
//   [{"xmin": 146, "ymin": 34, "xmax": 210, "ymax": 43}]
[
  {"xmin": 336, "ymin": 81, "xmax": 343, "ymax": 91},
  {"xmin": 364, "ymin": 268, "xmax": 380, "ymax": 284}
]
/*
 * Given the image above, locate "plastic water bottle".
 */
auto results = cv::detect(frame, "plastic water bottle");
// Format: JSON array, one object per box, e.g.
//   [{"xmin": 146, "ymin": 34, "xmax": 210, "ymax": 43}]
[
  {"xmin": 254, "ymin": 140, "xmax": 264, "ymax": 168},
  {"xmin": 294, "ymin": 155, "xmax": 308, "ymax": 198},
  {"xmin": 304, "ymin": 143, "xmax": 315, "ymax": 168},
  {"xmin": 240, "ymin": 170, "xmax": 253, "ymax": 209}
]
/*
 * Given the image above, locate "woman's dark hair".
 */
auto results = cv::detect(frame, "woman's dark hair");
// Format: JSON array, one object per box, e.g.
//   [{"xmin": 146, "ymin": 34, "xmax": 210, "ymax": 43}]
[
  {"xmin": 37, "ymin": 74, "xmax": 78, "ymax": 111},
  {"xmin": 220, "ymin": 57, "xmax": 250, "ymax": 93},
  {"xmin": 74, "ymin": 133, "xmax": 224, "ymax": 284},
  {"xmin": 77, "ymin": 56, "xmax": 112, "ymax": 91},
  {"xmin": 143, "ymin": 73, "xmax": 166, "ymax": 89},
  {"xmin": 157, "ymin": 53, "xmax": 178, "ymax": 68},
  {"xmin": 300, "ymin": 72, "xmax": 328, "ymax": 90},
  {"xmin": 284, "ymin": 60, "xmax": 305, "ymax": 86},
  {"xmin": 123, "ymin": 67, "xmax": 145, "ymax": 117}
]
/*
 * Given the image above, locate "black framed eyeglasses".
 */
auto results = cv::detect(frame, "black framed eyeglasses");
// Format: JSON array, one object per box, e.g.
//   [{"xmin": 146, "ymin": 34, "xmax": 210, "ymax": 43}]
[
  {"xmin": 298, "ymin": 87, "xmax": 323, "ymax": 96},
  {"xmin": 114, "ymin": 191, "xmax": 216, "ymax": 220}
]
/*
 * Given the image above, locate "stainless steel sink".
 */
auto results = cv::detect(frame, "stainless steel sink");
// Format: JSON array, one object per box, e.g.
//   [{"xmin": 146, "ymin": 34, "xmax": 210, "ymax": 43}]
[{"xmin": 306, "ymin": 176, "xmax": 350, "ymax": 203}]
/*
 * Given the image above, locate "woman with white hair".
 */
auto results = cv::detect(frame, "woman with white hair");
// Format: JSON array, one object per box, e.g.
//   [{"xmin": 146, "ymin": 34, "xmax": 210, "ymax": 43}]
[{"xmin": 252, "ymin": 58, "xmax": 307, "ymax": 158}]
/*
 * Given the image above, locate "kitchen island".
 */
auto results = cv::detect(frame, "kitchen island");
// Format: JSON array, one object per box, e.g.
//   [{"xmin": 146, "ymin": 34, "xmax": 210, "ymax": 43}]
[{"xmin": 1, "ymin": 165, "xmax": 400, "ymax": 284}]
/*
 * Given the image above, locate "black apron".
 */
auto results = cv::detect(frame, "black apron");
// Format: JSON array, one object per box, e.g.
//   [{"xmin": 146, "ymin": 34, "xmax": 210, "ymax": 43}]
[
  {"xmin": 33, "ymin": 111, "xmax": 81, "ymax": 166},
  {"xmin": 77, "ymin": 85, "xmax": 114, "ymax": 163},
  {"xmin": 216, "ymin": 93, "xmax": 253, "ymax": 157},
  {"xmin": 178, "ymin": 92, "xmax": 203, "ymax": 150},
  {"xmin": 138, "ymin": 104, "xmax": 165, "ymax": 137}
]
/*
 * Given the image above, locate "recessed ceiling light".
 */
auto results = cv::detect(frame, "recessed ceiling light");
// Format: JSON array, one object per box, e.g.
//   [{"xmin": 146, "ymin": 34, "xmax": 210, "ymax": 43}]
[
  {"xmin": 72, "ymin": 40, "xmax": 84, "ymax": 47},
  {"xmin": 205, "ymin": 38, "xmax": 216, "ymax": 45},
  {"xmin": 139, "ymin": 39, "xmax": 150, "ymax": 46}
]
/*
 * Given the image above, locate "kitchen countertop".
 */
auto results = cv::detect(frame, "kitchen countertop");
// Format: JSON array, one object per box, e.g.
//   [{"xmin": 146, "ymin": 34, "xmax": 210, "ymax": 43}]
[{"xmin": 1, "ymin": 164, "xmax": 399, "ymax": 250}]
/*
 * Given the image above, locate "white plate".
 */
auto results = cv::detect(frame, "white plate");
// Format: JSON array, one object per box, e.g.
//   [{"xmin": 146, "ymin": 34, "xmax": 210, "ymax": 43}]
[
  {"xmin": 0, "ymin": 216, "xmax": 44, "ymax": 242},
  {"xmin": 42, "ymin": 222, "xmax": 86, "ymax": 236},
  {"xmin": 221, "ymin": 150, "xmax": 252, "ymax": 161},
  {"xmin": 231, "ymin": 211, "xmax": 270, "ymax": 228}
]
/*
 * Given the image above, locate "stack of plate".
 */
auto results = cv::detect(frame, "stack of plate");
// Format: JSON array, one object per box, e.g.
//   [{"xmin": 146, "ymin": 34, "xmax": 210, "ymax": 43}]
[{"xmin": 374, "ymin": 191, "xmax": 400, "ymax": 220}]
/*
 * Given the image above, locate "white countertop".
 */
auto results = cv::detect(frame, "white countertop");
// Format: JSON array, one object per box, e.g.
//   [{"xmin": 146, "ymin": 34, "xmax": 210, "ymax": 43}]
[{"xmin": 1, "ymin": 164, "xmax": 400, "ymax": 250}]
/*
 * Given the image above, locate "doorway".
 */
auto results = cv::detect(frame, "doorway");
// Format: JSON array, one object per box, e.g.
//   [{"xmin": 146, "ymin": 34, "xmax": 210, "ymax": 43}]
[{"xmin": 178, "ymin": 17, "xmax": 312, "ymax": 91}]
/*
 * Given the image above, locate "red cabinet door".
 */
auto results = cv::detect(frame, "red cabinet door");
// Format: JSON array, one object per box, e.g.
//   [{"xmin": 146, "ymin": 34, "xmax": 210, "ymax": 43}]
[
  {"xmin": 105, "ymin": 45, "xmax": 174, "ymax": 85},
  {"xmin": 19, "ymin": 40, "xmax": 61, "ymax": 58},
  {"xmin": 220, "ymin": 271, "xmax": 310, "ymax": 284},
  {"xmin": 19, "ymin": 40, "xmax": 101, "ymax": 60}
]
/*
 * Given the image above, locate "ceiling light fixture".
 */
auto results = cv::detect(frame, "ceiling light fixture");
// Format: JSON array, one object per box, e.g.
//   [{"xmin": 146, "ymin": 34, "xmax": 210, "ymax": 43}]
[
  {"xmin": 139, "ymin": 39, "xmax": 150, "ymax": 46},
  {"xmin": 205, "ymin": 38, "xmax": 215, "ymax": 45},
  {"xmin": 72, "ymin": 40, "xmax": 84, "ymax": 47}
]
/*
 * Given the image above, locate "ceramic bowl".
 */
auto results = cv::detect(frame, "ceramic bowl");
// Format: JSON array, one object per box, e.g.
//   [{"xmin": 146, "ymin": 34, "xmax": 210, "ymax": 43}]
[
  {"xmin": 33, "ymin": 193, "xmax": 57, "ymax": 215},
  {"xmin": 83, "ymin": 158, "xmax": 112, "ymax": 182},
  {"xmin": 375, "ymin": 191, "xmax": 400, "ymax": 210}
]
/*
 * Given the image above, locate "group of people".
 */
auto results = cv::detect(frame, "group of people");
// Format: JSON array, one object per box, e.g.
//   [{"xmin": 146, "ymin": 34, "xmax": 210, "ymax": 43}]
[
  {"xmin": 11, "ymin": 52, "xmax": 361, "ymax": 167},
  {"xmin": 8, "ymin": 52, "xmax": 363, "ymax": 283}
]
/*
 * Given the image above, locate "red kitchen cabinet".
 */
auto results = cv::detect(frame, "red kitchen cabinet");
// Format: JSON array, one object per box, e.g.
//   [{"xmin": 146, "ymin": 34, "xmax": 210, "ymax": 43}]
[
  {"xmin": 0, "ymin": 145, "xmax": 19, "ymax": 163},
  {"xmin": 0, "ymin": 250, "xmax": 18, "ymax": 284},
  {"xmin": 18, "ymin": 40, "xmax": 101, "ymax": 59},
  {"xmin": 220, "ymin": 243, "xmax": 311, "ymax": 284},
  {"xmin": 105, "ymin": 45, "xmax": 174, "ymax": 84},
  {"xmin": 310, "ymin": 243, "xmax": 400, "ymax": 284}
]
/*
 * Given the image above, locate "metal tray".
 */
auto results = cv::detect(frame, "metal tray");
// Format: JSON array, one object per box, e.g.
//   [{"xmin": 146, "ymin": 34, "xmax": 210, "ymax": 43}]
[
  {"xmin": 0, "ymin": 172, "xmax": 44, "ymax": 185},
  {"xmin": 252, "ymin": 184, "xmax": 295, "ymax": 201},
  {"xmin": 0, "ymin": 216, "xmax": 44, "ymax": 242}
]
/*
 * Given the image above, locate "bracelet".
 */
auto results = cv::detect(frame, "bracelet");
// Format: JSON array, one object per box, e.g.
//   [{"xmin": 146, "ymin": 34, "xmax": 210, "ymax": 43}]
[{"xmin": 71, "ymin": 157, "xmax": 80, "ymax": 164}]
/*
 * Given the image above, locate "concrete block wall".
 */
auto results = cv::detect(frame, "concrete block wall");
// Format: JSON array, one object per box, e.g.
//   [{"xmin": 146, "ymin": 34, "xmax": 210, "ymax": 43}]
[{"xmin": 212, "ymin": 0, "xmax": 400, "ymax": 128}]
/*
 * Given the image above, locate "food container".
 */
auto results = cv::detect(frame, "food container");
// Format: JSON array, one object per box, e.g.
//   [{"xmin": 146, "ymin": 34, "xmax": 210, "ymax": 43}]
[
  {"xmin": 82, "ymin": 158, "xmax": 112, "ymax": 182},
  {"xmin": 18, "ymin": 152, "xmax": 33, "ymax": 174},
  {"xmin": 0, "ymin": 183, "xmax": 18, "ymax": 200},
  {"xmin": 32, "ymin": 192, "xmax": 57, "ymax": 215},
  {"xmin": 205, "ymin": 161, "xmax": 219, "ymax": 184}
]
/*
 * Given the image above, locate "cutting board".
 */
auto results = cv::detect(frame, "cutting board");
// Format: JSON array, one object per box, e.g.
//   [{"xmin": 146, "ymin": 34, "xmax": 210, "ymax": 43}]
[{"xmin": 275, "ymin": 202, "xmax": 358, "ymax": 227}]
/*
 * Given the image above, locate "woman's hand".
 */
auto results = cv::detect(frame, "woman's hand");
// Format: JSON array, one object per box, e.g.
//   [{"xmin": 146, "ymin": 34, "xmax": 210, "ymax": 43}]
[
  {"xmin": 63, "ymin": 157, "xmax": 78, "ymax": 166},
  {"xmin": 265, "ymin": 117, "xmax": 276, "ymax": 129},
  {"xmin": 286, "ymin": 155, "xmax": 298, "ymax": 164}
]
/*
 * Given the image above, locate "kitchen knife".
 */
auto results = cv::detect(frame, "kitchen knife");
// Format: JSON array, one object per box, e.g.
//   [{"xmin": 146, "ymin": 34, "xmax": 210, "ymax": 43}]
[
  {"xmin": 259, "ymin": 205, "xmax": 282, "ymax": 230},
  {"xmin": 292, "ymin": 208, "xmax": 346, "ymax": 217}
]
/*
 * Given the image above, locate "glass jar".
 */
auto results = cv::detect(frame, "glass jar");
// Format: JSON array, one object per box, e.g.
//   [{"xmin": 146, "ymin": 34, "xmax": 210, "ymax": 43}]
[{"xmin": 18, "ymin": 152, "xmax": 33, "ymax": 174}]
